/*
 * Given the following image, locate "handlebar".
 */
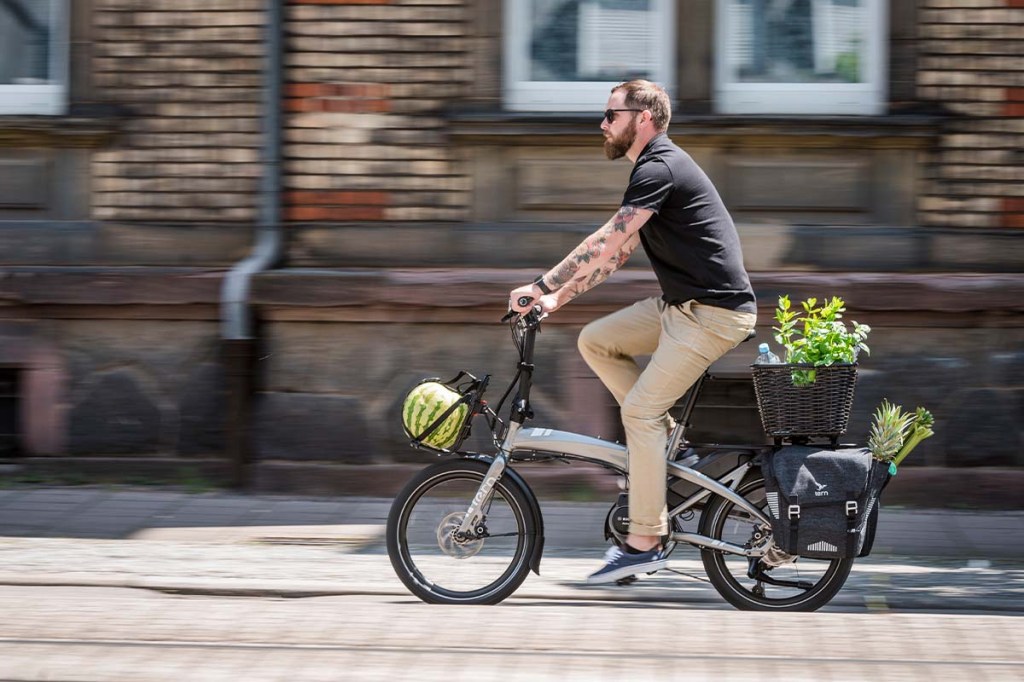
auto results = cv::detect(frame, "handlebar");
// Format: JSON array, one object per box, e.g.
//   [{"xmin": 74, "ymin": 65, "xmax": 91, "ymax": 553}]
[{"xmin": 501, "ymin": 298, "xmax": 544, "ymax": 327}]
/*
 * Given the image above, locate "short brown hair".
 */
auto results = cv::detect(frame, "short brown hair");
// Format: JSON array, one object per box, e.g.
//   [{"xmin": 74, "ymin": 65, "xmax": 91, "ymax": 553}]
[{"xmin": 611, "ymin": 80, "xmax": 671, "ymax": 131}]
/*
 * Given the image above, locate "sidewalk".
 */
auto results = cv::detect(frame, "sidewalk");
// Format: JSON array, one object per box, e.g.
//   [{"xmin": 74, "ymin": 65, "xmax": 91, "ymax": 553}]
[
  {"xmin": 1, "ymin": 485, "xmax": 1022, "ymax": 557},
  {"xmin": 0, "ymin": 486, "xmax": 1021, "ymax": 612}
]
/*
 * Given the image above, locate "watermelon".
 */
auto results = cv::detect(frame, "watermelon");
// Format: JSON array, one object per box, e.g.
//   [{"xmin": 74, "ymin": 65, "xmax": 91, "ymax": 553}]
[{"xmin": 402, "ymin": 381, "xmax": 468, "ymax": 449}]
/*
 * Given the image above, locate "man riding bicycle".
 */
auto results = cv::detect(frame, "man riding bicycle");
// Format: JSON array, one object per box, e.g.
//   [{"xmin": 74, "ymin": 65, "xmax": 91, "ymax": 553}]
[{"xmin": 509, "ymin": 80, "xmax": 757, "ymax": 585}]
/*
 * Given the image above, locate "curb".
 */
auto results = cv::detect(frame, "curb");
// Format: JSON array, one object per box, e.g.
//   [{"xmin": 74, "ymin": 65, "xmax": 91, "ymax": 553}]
[{"xmin": 5, "ymin": 461, "xmax": 1024, "ymax": 510}]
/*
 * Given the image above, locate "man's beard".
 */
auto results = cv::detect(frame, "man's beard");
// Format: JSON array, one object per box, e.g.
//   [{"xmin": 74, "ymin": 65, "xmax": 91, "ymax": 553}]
[{"xmin": 604, "ymin": 117, "xmax": 637, "ymax": 160}]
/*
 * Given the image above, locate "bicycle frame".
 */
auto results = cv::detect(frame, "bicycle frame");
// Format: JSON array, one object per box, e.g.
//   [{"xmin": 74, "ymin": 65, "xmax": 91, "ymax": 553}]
[{"xmin": 456, "ymin": 310, "xmax": 773, "ymax": 559}]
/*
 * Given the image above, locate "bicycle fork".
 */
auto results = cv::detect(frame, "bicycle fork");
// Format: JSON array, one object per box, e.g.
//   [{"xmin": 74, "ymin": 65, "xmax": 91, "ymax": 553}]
[{"xmin": 456, "ymin": 422, "xmax": 521, "ymax": 537}]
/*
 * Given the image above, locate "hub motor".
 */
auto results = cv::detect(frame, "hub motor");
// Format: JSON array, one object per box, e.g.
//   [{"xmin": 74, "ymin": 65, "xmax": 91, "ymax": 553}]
[{"xmin": 436, "ymin": 511, "xmax": 485, "ymax": 559}]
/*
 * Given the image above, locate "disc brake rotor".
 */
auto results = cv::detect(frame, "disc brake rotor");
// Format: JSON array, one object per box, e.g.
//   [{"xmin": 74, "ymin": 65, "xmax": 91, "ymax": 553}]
[{"xmin": 436, "ymin": 511, "xmax": 485, "ymax": 559}]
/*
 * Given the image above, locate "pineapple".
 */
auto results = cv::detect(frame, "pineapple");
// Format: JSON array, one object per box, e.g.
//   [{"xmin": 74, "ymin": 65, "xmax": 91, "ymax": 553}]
[{"xmin": 868, "ymin": 400, "xmax": 913, "ymax": 463}]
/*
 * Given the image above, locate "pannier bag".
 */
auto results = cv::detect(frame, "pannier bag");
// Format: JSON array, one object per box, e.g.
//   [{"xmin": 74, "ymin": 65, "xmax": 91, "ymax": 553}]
[{"xmin": 762, "ymin": 446, "xmax": 891, "ymax": 559}]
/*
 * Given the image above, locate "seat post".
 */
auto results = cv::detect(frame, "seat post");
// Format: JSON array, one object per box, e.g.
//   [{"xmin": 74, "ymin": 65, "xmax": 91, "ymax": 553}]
[{"xmin": 667, "ymin": 371, "xmax": 708, "ymax": 455}]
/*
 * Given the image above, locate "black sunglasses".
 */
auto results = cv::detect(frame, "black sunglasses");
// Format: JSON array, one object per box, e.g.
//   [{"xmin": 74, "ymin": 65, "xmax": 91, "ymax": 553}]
[{"xmin": 604, "ymin": 108, "xmax": 644, "ymax": 123}]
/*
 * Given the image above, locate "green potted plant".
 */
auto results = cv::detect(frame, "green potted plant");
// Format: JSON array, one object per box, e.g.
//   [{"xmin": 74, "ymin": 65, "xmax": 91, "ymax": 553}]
[
  {"xmin": 752, "ymin": 295, "xmax": 872, "ymax": 442},
  {"xmin": 773, "ymin": 295, "xmax": 871, "ymax": 386}
]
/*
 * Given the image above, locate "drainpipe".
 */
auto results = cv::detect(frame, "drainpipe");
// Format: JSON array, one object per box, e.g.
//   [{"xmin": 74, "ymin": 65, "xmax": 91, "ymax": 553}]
[{"xmin": 220, "ymin": 0, "xmax": 284, "ymax": 488}]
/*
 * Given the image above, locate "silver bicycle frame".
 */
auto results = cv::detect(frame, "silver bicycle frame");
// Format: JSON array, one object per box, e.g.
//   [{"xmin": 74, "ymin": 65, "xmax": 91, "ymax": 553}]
[
  {"xmin": 460, "ymin": 425, "xmax": 772, "ymax": 558},
  {"xmin": 666, "ymin": 460, "xmax": 770, "ymax": 556}
]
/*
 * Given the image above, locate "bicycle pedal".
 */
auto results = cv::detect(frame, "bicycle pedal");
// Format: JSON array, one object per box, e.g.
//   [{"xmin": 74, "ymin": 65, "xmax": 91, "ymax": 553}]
[{"xmin": 615, "ymin": 575, "xmax": 639, "ymax": 586}]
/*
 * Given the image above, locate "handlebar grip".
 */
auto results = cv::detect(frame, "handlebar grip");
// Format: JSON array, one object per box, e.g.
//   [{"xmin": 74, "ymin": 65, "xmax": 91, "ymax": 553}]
[{"xmin": 517, "ymin": 296, "xmax": 534, "ymax": 308}]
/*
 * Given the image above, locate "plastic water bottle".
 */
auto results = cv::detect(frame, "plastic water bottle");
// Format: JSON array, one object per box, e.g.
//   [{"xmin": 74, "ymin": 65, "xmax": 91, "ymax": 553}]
[{"xmin": 756, "ymin": 342, "xmax": 782, "ymax": 365}]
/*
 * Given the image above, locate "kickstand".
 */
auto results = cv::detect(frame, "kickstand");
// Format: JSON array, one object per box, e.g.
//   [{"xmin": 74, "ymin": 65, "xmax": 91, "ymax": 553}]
[{"xmin": 665, "ymin": 567, "xmax": 711, "ymax": 584}]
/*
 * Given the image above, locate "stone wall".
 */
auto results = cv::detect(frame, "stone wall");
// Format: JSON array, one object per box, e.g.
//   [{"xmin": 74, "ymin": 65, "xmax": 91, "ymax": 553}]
[
  {"xmin": 247, "ymin": 270, "xmax": 1024, "ymax": 469},
  {"xmin": 917, "ymin": 0, "xmax": 1024, "ymax": 229},
  {"xmin": 63, "ymin": 319, "xmax": 225, "ymax": 456},
  {"xmin": 2, "ymin": 269, "xmax": 1020, "ymax": 469},
  {"xmin": 91, "ymin": 0, "xmax": 266, "ymax": 223},
  {"xmin": 0, "ymin": 270, "xmax": 225, "ymax": 457}
]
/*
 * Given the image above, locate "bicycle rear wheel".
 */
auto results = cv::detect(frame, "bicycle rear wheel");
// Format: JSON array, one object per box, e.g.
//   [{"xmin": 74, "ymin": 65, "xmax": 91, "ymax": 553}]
[
  {"xmin": 699, "ymin": 475, "xmax": 853, "ymax": 611},
  {"xmin": 387, "ymin": 458, "xmax": 538, "ymax": 605}
]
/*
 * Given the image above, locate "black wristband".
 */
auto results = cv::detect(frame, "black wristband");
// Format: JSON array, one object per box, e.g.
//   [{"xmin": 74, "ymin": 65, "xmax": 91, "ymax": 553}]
[{"xmin": 533, "ymin": 275, "xmax": 552, "ymax": 295}]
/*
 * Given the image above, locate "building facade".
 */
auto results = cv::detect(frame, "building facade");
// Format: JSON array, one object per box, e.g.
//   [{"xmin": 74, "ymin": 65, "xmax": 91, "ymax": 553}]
[{"xmin": 0, "ymin": 0, "xmax": 1021, "ymax": 485}]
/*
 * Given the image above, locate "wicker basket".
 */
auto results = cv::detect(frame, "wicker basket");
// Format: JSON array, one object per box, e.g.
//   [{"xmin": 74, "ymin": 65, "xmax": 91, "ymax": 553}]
[{"xmin": 751, "ymin": 363, "xmax": 858, "ymax": 440}]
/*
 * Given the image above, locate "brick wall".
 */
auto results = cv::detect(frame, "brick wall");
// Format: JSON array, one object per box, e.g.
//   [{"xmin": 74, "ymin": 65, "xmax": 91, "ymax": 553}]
[
  {"xmin": 91, "ymin": 0, "xmax": 266, "ymax": 222},
  {"xmin": 917, "ymin": 0, "xmax": 1024, "ymax": 229},
  {"xmin": 284, "ymin": 0, "xmax": 471, "ymax": 223}
]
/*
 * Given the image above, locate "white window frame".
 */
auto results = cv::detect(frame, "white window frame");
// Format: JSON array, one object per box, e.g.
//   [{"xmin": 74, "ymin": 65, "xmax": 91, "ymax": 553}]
[
  {"xmin": 504, "ymin": 0, "xmax": 676, "ymax": 112},
  {"xmin": 714, "ymin": 0, "xmax": 887, "ymax": 116},
  {"xmin": 0, "ymin": 0, "xmax": 69, "ymax": 115}
]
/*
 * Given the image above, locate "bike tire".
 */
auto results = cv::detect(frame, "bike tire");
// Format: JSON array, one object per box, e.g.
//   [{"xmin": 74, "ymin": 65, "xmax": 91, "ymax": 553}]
[
  {"xmin": 699, "ymin": 475, "xmax": 854, "ymax": 612},
  {"xmin": 387, "ymin": 458, "xmax": 538, "ymax": 605}
]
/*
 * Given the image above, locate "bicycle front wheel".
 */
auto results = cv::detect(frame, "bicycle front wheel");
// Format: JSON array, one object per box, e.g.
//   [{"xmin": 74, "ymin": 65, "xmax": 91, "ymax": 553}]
[
  {"xmin": 386, "ymin": 458, "xmax": 538, "ymax": 605},
  {"xmin": 699, "ymin": 476, "xmax": 854, "ymax": 612}
]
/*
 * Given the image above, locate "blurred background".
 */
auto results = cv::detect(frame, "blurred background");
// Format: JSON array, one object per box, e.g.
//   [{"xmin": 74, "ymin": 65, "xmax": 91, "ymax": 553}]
[{"xmin": 0, "ymin": 0, "xmax": 1021, "ymax": 505}]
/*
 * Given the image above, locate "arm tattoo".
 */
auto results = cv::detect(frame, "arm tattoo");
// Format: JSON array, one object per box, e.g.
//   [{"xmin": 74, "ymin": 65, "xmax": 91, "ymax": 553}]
[
  {"xmin": 548, "ymin": 206, "xmax": 639, "ymax": 288},
  {"xmin": 612, "ymin": 205, "xmax": 637, "ymax": 233},
  {"xmin": 559, "ymin": 235, "xmax": 640, "ymax": 304}
]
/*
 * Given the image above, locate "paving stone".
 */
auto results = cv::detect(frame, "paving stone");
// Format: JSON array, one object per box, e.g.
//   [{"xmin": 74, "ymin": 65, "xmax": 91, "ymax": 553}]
[{"xmin": 0, "ymin": 585, "xmax": 1022, "ymax": 680}]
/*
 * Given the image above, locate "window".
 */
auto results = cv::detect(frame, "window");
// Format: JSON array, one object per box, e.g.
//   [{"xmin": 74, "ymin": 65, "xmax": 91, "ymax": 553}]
[
  {"xmin": 715, "ymin": 0, "xmax": 887, "ymax": 115},
  {"xmin": 0, "ymin": 0, "xmax": 68, "ymax": 115},
  {"xmin": 504, "ymin": 0, "xmax": 675, "ymax": 112}
]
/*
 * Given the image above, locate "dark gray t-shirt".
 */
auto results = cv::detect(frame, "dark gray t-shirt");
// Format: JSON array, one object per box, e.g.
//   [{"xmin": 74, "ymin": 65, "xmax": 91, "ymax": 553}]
[{"xmin": 622, "ymin": 133, "xmax": 756, "ymax": 314}]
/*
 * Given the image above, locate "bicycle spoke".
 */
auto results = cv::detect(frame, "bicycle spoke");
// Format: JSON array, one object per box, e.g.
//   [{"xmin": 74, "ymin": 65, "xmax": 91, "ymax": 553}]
[{"xmin": 702, "ymin": 477, "xmax": 850, "ymax": 610}]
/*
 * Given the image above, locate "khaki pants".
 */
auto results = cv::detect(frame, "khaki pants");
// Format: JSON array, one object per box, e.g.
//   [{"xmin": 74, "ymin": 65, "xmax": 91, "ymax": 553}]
[{"xmin": 578, "ymin": 298, "xmax": 757, "ymax": 536}]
